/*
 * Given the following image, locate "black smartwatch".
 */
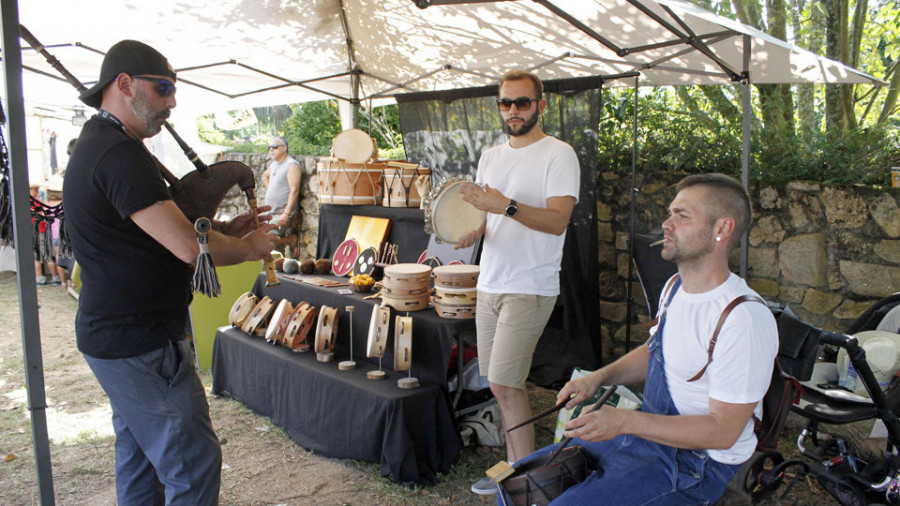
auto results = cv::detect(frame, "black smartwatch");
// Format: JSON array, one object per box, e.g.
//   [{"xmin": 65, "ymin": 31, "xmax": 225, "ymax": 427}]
[{"xmin": 505, "ymin": 199, "xmax": 518, "ymax": 218}]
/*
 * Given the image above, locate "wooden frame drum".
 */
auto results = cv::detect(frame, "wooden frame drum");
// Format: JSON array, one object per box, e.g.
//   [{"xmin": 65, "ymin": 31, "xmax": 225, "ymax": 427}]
[
  {"xmin": 426, "ymin": 180, "xmax": 486, "ymax": 244},
  {"xmin": 433, "ymin": 301, "xmax": 477, "ymax": 319},
  {"xmin": 382, "ymin": 263, "xmax": 432, "ymax": 285},
  {"xmin": 241, "ymin": 296, "xmax": 275, "ymax": 336},
  {"xmin": 366, "ymin": 305, "xmax": 391, "ymax": 358},
  {"xmin": 393, "ymin": 315, "xmax": 413, "ymax": 372},
  {"xmin": 433, "ymin": 264, "xmax": 480, "ymax": 288},
  {"xmin": 332, "ymin": 128, "xmax": 377, "ymax": 163},
  {"xmin": 314, "ymin": 305, "xmax": 339, "ymax": 353},
  {"xmin": 283, "ymin": 302, "xmax": 316, "ymax": 351},
  {"xmin": 434, "ymin": 286, "xmax": 478, "ymax": 305},
  {"xmin": 229, "ymin": 292, "xmax": 258, "ymax": 328},
  {"xmin": 265, "ymin": 299, "xmax": 293, "ymax": 343}
]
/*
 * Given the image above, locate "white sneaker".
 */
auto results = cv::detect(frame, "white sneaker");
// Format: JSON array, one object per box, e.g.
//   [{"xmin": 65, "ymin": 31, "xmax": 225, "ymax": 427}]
[{"xmin": 470, "ymin": 476, "xmax": 497, "ymax": 495}]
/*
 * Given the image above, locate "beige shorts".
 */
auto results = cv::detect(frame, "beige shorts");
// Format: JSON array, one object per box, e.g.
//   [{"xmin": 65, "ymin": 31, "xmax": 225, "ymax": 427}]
[{"xmin": 475, "ymin": 291, "xmax": 557, "ymax": 389}]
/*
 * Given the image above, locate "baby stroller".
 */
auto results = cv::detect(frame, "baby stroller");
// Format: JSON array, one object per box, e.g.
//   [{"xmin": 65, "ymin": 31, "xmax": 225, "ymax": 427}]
[{"xmin": 744, "ymin": 295, "xmax": 900, "ymax": 505}]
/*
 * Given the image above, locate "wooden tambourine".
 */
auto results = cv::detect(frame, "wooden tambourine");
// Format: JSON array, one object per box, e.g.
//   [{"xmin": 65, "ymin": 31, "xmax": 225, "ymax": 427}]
[
  {"xmin": 382, "ymin": 293, "xmax": 431, "ymax": 311},
  {"xmin": 241, "ymin": 296, "xmax": 276, "ymax": 336},
  {"xmin": 229, "ymin": 292, "xmax": 258, "ymax": 328},
  {"xmin": 283, "ymin": 302, "xmax": 316, "ymax": 352},
  {"xmin": 393, "ymin": 315, "xmax": 413, "ymax": 372},
  {"xmin": 315, "ymin": 305, "xmax": 339, "ymax": 358},
  {"xmin": 425, "ymin": 179, "xmax": 486, "ymax": 244},
  {"xmin": 332, "ymin": 128, "xmax": 377, "ymax": 163},
  {"xmin": 332, "ymin": 238, "xmax": 360, "ymax": 277},
  {"xmin": 366, "ymin": 304, "xmax": 391, "ymax": 358},
  {"xmin": 353, "ymin": 246, "xmax": 378, "ymax": 277},
  {"xmin": 264, "ymin": 299, "xmax": 293, "ymax": 344},
  {"xmin": 433, "ymin": 264, "xmax": 480, "ymax": 288},
  {"xmin": 382, "ymin": 263, "xmax": 432, "ymax": 285},
  {"xmin": 433, "ymin": 301, "xmax": 477, "ymax": 319},
  {"xmin": 434, "ymin": 286, "xmax": 478, "ymax": 305}
]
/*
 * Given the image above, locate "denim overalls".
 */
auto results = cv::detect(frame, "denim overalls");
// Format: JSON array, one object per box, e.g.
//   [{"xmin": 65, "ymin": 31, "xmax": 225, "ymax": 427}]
[{"xmin": 506, "ymin": 278, "xmax": 741, "ymax": 505}]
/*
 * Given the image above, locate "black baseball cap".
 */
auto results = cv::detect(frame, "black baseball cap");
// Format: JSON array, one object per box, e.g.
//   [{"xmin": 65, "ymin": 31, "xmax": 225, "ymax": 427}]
[{"xmin": 79, "ymin": 40, "xmax": 177, "ymax": 108}]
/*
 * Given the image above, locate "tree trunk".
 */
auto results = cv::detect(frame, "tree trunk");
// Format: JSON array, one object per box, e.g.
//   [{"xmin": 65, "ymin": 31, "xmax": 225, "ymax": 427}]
[
  {"xmin": 877, "ymin": 61, "xmax": 900, "ymax": 127},
  {"xmin": 824, "ymin": 0, "xmax": 844, "ymax": 134}
]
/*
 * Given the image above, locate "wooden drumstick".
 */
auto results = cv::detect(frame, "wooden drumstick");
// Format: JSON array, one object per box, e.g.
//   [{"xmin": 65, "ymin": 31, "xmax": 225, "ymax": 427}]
[
  {"xmin": 544, "ymin": 385, "xmax": 618, "ymax": 467},
  {"xmin": 244, "ymin": 189, "xmax": 280, "ymax": 287},
  {"xmin": 506, "ymin": 398, "xmax": 570, "ymax": 433}
]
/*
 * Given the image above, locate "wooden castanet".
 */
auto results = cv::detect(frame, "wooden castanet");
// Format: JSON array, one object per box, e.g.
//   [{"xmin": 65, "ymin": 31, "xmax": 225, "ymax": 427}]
[
  {"xmin": 241, "ymin": 296, "xmax": 275, "ymax": 336},
  {"xmin": 229, "ymin": 292, "xmax": 258, "ymax": 328}
]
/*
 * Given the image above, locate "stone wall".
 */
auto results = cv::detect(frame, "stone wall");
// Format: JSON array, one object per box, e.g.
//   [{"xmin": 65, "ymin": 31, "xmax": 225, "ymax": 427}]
[
  {"xmin": 217, "ymin": 152, "xmax": 320, "ymax": 259},
  {"xmin": 599, "ymin": 171, "xmax": 900, "ymax": 364}
]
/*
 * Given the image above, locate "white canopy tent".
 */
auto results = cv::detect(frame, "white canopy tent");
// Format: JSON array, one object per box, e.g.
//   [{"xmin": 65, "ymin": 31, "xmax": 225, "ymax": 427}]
[{"xmin": 1, "ymin": 0, "xmax": 881, "ymax": 502}]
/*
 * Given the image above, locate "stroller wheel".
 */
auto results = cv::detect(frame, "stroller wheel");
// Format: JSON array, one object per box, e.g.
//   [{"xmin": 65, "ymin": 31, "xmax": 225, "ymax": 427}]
[{"xmin": 735, "ymin": 451, "xmax": 785, "ymax": 501}]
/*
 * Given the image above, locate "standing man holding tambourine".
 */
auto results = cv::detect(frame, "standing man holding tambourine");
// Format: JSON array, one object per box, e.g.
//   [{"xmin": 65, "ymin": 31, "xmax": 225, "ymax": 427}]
[
  {"xmin": 456, "ymin": 70, "xmax": 580, "ymax": 496},
  {"xmin": 64, "ymin": 40, "xmax": 277, "ymax": 505}
]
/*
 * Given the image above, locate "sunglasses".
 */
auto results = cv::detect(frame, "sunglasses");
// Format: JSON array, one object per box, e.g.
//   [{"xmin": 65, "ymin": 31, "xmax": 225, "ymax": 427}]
[
  {"xmin": 131, "ymin": 75, "xmax": 176, "ymax": 98},
  {"xmin": 496, "ymin": 97, "xmax": 539, "ymax": 111},
  {"xmin": 268, "ymin": 144, "xmax": 285, "ymax": 150}
]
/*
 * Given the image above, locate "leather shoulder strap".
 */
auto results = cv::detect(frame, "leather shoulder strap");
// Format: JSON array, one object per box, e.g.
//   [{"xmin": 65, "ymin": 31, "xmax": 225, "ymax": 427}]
[{"xmin": 687, "ymin": 294, "xmax": 766, "ymax": 382}]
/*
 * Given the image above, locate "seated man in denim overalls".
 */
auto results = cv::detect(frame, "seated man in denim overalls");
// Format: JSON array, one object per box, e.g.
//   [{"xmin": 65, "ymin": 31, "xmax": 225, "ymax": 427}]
[{"xmin": 512, "ymin": 173, "xmax": 778, "ymax": 505}]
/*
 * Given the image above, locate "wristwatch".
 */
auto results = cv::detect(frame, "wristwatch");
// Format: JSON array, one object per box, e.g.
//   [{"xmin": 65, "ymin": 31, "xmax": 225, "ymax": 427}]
[{"xmin": 505, "ymin": 199, "xmax": 518, "ymax": 218}]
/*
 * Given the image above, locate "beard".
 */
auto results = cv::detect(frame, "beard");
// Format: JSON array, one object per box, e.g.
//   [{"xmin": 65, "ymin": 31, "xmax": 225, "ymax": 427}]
[
  {"xmin": 502, "ymin": 107, "xmax": 540, "ymax": 137},
  {"xmin": 661, "ymin": 229, "xmax": 715, "ymax": 265},
  {"xmin": 131, "ymin": 87, "xmax": 170, "ymax": 137}
]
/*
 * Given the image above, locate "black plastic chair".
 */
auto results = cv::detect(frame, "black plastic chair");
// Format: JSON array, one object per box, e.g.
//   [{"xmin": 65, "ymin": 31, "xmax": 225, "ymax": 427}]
[{"xmin": 629, "ymin": 232, "xmax": 678, "ymax": 319}]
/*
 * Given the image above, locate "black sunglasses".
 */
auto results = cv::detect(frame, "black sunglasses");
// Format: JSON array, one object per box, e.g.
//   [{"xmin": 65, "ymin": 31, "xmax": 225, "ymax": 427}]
[
  {"xmin": 268, "ymin": 144, "xmax": 285, "ymax": 150},
  {"xmin": 496, "ymin": 97, "xmax": 539, "ymax": 111},
  {"xmin": 131, "ymin": 75, "xmax": 176, "ymax": 98}
]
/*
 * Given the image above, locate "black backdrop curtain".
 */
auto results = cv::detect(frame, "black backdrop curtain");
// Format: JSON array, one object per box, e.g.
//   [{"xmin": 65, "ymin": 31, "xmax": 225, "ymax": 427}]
[{"xmin": 396, "ymin": 79, "xmax": 602, "ymax": 387}]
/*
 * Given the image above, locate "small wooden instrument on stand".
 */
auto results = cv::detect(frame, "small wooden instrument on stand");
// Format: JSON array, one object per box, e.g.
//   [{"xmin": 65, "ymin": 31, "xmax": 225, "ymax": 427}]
[
  {"xmin": 315, "ymin": 305, "xmax": 339, "ymax": 362},
  {"xmin": 365, "ymin": 304, "xmax": 391, "ymax": 380},
  {"xmin": 394, "ymin": 315, "xmax": 418, "ymax": 389}
]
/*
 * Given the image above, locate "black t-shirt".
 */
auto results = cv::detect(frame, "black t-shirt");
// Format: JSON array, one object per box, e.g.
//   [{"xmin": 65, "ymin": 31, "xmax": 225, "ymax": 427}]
[{"xmin": 63, "ymin": 115, "xmax": 192, "ymax": 359}]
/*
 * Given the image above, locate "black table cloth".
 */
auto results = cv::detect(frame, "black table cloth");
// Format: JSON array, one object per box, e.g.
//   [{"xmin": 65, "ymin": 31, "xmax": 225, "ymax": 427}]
[{"xmin": 211, "ymin": 326, "xmax": 461, "ymax": 484}]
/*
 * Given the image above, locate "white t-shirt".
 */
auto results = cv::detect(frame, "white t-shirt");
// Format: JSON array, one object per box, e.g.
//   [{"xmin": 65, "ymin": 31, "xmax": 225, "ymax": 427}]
[
  {"xmin": 475, "ymin": 136, "xmax": 580, "ymax": 296},
  {"xmin": 652, "ymin": 273, "xmax": 778, "ymax": 464}
]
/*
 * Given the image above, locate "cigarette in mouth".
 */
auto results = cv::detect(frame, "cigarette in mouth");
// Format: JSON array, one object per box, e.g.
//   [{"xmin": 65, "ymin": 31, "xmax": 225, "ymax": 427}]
[{"xmin": 650, "ymin": 239, "xmax": 665, "ymax": 247}]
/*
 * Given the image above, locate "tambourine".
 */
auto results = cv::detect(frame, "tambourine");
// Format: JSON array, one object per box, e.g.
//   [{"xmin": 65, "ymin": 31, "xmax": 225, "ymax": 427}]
[
  {"xmin": 433, "ymin": 264, "xmax": 480, "ymax": 288},
  {"xmin": 434, "ymin": 286, "xmax": 478, "ymax": 305},
  {"xmin": 366, "ymin": 304, "xmax": 391, "ymax": 358},
  {"xmin": 353, "ymin": 246, "xmax": 378, "ymax": 277},
  {"xmin": 433, "ymin": 301, "xmax": 477, "ymax": 319},
  {"xmin": 425, "ymin": 179, "xmax": 486, "ymax": 244},
  {"xmin": 332, "ymin": 238, "xmax": 360, "ymax": 277},
  {"xmin": 283, "ymin": 302, "xmax": 316, "ymax": 351},
  {"xmin": 264, "ymin": 299, "xmax": 293, "ymax": 343},
  {"xmin": 241, "ymin": 296, "xmax": 275, "ymax": 336},
  {"xmin": 229, "ymin": 292, "xmax": 258, "ymax": 328},
  {"xmin": 314, "ymin": 305, "xmax": 339, "ymax": 353},
  {"xmin": 332, "ymin": 128, "xmax": 377, "ymax": 163},
  {"xmin": 382, "ymin": 263, "xmax": 432, "ymax": 285},
  {"xmin": 393, "ymin": 315, "xmax": 413, "ymax": 372}
]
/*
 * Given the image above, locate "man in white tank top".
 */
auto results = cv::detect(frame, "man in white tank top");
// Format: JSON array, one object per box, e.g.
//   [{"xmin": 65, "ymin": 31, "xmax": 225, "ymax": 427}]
[{"xmin": 263, "ymin": 136, "xmax": 302, "ymax": 253}]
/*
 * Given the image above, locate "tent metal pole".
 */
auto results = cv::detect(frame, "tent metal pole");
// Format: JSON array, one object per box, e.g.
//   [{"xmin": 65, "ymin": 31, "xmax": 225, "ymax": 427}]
[
  {"xmin": 740, "ymin": 34, "xmax": 751, "ymax": 278},
  {"xmin": 0, "ymin": 1, "xmax": 56, "ymax": 503},
  {"xmin": 625, "ymin": 76, "xmax": 639, "ymax": 352}
]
